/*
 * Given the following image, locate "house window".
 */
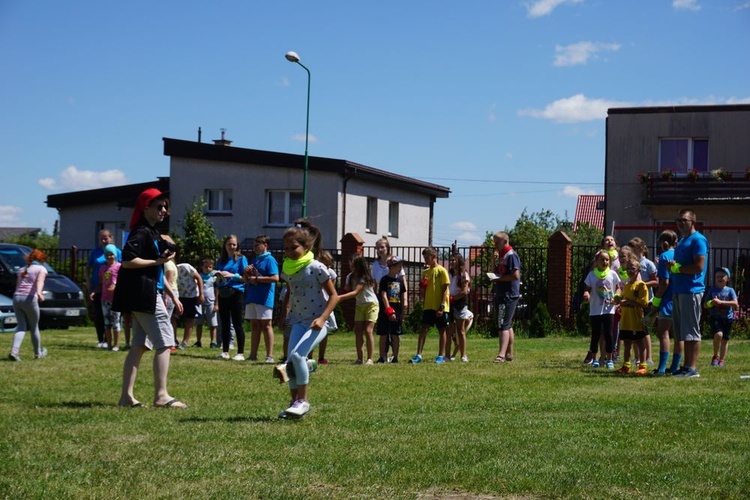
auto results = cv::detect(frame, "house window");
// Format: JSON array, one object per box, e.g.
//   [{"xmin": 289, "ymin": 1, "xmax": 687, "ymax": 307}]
[
  {"xmin": 366, "ymin": 197, "xmax": 378, "ymax": 233},
  {"xmin": 388, "ymin": 202, "xmax": 399, "ymax": 237},
  {"xmin": 205, "ymin": 189, "xmax": 232, "ymax": 213},
  {"xmin": 266, "ymin": 190, "xmax": 303, "ymax": 226},
  {"xmin": 659, "ymin": 138, "xmax": 708, "ymax": 173}
]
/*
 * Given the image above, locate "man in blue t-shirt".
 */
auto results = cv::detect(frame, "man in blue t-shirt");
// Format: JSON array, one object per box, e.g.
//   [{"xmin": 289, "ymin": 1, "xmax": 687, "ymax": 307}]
[
  {"xmin": 490, "ymin": 231, "xmax": 521, "ymax": 363},
  {"xmin": 668, "ymin": 209, "xmax": 709, "ymax": 378}
]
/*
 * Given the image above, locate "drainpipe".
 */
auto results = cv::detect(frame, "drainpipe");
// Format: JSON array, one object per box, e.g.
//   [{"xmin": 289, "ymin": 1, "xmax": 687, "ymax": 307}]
[{"xmin": 341, "ymin": 169, "xmax": 354, "ymax": 243}]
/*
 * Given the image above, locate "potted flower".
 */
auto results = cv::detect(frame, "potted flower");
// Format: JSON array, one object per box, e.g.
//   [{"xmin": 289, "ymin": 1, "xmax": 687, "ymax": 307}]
[
  {"xmin": 711, "ymin": 169, "xmax": 732, "ymax": 181},
  {"xmin": 637, "ymin": 170, "xmax": 651, "ymax": 184},
  {"xmin": 660, "ymin": 168, "xmax": 676, "ymax": 180},
  {"xmin": 686, "ymin": 169, "xmax": 700, "ymax": 182}
]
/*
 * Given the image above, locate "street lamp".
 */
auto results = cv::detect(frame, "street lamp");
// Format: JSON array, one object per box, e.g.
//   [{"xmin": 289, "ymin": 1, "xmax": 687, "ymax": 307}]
[{"xmin": 285, "ymin": 50, "xmax": 311, "ymax": 218}]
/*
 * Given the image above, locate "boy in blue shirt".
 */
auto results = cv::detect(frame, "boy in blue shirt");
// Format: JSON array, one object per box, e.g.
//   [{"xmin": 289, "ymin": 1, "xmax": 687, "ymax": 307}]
[{"xmin": 704, "ymin": 267, "xmax": 738, "ymax": 368}]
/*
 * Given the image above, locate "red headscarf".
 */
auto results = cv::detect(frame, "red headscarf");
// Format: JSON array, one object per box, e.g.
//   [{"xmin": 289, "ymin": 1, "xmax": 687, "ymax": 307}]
[{"xmin": 129, "ymin": 188, "xmax": 166, "ymax": 230}]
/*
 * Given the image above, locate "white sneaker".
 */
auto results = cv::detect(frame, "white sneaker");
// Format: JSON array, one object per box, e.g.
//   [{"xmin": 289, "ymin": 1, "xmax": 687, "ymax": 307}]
[
  {"xmin": 232, "ymin": 353, "xmax": 245, "ymax": 361},
  {"xmin": 265, "ymin": 356, "xmax": 275, "ymax": 364},
  {"xmin": 461, "ymin": 356, "xmax": 469, "ymax": 362},
  {"xmin": 217, "ymin": 352, "xmax": 230, "ymax": 360},
  {"xmin": 35, "ymin": 348, "xmax": 48, "ymax": 359},
  {"xmin": 111, "ymin": 346, "xmax": 120, "ymax": 352},
  {"xmin": 284, "ymin": 399, "xmax": 310, "ymax": 418},
  {"xmin": 96, "ymin": 342, "xmax": 105, "ymax": 349},
  {"xmin": 8, "ymin": 351, "xmax": 21, "ymax": 362}
]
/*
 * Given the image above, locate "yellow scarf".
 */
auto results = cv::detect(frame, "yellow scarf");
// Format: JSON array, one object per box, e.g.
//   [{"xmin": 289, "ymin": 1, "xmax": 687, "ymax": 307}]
[{"xmin": 283, "ymin": 251, "xmax": 314, "ymax": 275}]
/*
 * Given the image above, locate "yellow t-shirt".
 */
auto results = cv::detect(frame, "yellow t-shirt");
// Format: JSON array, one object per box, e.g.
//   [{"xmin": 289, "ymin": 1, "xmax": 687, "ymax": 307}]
[
  {"xmin": 619, "ymin": 280, "xmax": 649, "ymax": 332},
  {"xmin": 422, "ymin": 265, "xmax": 450, "ymax": 312}
]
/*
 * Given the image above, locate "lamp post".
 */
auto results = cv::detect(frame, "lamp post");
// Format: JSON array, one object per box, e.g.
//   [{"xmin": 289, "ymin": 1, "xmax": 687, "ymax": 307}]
[{"xmin": 285, "ymin": 50, "xmax": 311, "ymax": 218}]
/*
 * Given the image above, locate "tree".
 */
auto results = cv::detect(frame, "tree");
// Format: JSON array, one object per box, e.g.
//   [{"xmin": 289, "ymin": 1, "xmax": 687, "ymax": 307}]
[
  {"xmin": 171, "ymin": 197, "xmax": 221, "ymax": 264},
  {"xmin": 6, "ymin": 230, "xmax": 59, "ymax": 249}
]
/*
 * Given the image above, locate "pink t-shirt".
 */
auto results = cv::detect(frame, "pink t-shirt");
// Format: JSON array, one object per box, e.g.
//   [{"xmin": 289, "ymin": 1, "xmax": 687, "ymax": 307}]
[
  {"xmin": 98, "ymin": 261, "xmax": 121, "ymax": 302},
  {"xmin": 15, "ymin": 264, "xmax": 48, "ymax": 297}
]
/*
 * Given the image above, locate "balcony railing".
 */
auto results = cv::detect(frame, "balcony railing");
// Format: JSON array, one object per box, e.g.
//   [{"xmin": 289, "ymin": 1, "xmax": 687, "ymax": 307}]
[{"xmin": 641, "ymin": 173, "xmax": 750, "ymax": 205}]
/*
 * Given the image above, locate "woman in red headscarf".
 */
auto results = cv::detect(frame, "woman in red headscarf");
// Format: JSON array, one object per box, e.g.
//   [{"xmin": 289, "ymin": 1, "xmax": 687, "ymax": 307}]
[{"xmin": 112, "ymin": 188, "xmax": 185, "ymax": 408}]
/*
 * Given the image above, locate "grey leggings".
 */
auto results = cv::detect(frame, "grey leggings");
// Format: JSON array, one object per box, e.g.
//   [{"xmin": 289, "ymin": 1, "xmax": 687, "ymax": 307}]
[{"xmin": 12, "ymin": 294, "xmax": 42, "ymax": 356}]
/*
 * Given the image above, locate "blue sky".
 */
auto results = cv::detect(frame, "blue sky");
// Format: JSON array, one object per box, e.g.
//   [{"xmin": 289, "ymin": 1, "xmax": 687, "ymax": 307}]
[{"xmin": 2, "ymin": 0, "xmax": 749, "ymax": 245}]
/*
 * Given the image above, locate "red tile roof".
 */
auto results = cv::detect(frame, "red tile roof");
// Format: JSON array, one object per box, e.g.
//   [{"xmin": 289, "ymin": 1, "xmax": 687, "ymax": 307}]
[{"xmin": 573, "ymin": 195, "xmax": 605, "ymax": 231}]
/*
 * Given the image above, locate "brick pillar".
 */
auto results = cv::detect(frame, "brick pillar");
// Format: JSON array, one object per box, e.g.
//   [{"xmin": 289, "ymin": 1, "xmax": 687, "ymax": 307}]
[
  {"xmin": 339, "ymin": 232, "xmax": 364, "ymax": 330},
  {"xmin": 547, "ymin": 231, "xmax": 572, "ymax": 323}
]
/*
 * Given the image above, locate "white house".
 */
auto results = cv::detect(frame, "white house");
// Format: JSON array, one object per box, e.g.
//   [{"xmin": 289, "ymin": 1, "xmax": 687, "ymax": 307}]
[{"xmin": 47, "ymin": 137, "xmax": 450, "ymax": 250}]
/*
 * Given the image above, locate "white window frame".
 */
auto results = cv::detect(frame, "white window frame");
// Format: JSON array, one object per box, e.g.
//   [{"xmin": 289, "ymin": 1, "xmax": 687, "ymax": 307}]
[
  {"xmin": 366, "ymin": 197, "xmax": 378, "ymax": 233},
  {"xmin": 205, "ymin": 189, "xmax": 233, "ymax": 214},
  {"xmin": 266, "ymin": 190, "xmax": 303, "ymax": 226},
  {"xmin": 658, "ymin": 138, "xmax": 709, "ymax": 173},
  {"xmin": 388, "ymin": 201, "xmax": 399, "ymax": 237}
]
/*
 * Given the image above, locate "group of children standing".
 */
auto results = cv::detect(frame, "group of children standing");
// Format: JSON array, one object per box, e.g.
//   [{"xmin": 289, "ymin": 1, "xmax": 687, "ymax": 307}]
[{"xmin": 583, "ymin": 231, "xmax": 739, "ymax": 375}]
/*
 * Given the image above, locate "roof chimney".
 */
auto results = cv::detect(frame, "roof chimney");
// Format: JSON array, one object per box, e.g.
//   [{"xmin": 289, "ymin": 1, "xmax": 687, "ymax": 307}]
[{"xmin": 213, "ymin": 128, "xmax": 232, "ymax": 146}]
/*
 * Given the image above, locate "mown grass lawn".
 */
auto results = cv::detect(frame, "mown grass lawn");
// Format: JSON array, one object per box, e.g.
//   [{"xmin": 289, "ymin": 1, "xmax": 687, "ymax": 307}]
[{"xmin": 1, "ymin": 327, "xmax": 748, "ymax": 499}]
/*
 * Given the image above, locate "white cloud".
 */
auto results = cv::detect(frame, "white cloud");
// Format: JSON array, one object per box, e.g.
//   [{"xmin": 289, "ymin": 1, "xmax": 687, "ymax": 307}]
[
  {"xmin": 673, "ymin": 0, "xmax": 700, "ymax": 11},
  {"xmin": 280, "ymin": 76, "xmax": 290, "ymax": 87},
  {"xmin": 553, "ymin": 41, "xmax": 621, "ymax": 67},
  {"xmin": 38, "ymin": 165, "xmax": 128, "ymax": 192},
  {"xmin": 519, "ymin": 94, "xmax": 629, "ymax": 123},
  {"xmin": 737, "ymin": 2, "xmax": 750, "ymax": 11},
  {"xmin": 455, "ymin": 231, "xmax": 484, "ymax": 246},
  {"xmin": 292, "ymin": 133, "xmax": 318, "ymax": 144},
  {"xmin": 450, "ymin": 221, "xmax": 478, "ymax": 231},
  {"xmin": 518, "ymin": 94, "xmax": 750, "ymax": 124},
  {"xmin": 488, "ymin": 102, "xmax": 497, "ymax": 122},
  {"xmin": 0, "ymin": 205, "xmax": 22, "ymax": 225},
  {"xmin": 560, "ymin": 185, "xmax": 599, "ymax": 198},
  {"xmin": 525, "ymin": 0, "xmax": 583, "ymax": 18}
]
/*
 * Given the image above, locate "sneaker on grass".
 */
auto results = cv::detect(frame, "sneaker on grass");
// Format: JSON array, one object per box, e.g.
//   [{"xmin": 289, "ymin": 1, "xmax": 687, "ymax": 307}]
[
  {"xmin": 8, "ymin": 351, "xmax": 21, "ymax": 362},
  {"xmin": 606, "ymin": 360, "xmax": 615, "ymax": 370},
  {"xmin": 232, "ymin": 353, "xmax": 245, "ymax": 361},
  {"xmin": 35, "ymin": 348, "xmax": 48, "ymax": 359},
  {"xmin": 591, "ymin": 360, "xmax": 600, "ymax": 369},
  {"xmin": 675, "ymin": 367, "xmax": 700, "ymax": 378},
  {"xmin": 409, "ymin": 354, "xmax": 422, "ymax": 364},
  {"xmin": 265, "ymin": 356, "xmax": 275, "ymax": 364},
  {"xmin": 217, "ymin": 352, "xmax": 230, "ymax": 360},
  {"xmin": 284, "ymin": 399, "xmax": 310, "ymax": 418},
  {"xmin": 434, "ymin": 356, "xmax": 445, "ymax": 364},
  {"xmin": 710, "ymin": 356, "xmax": 719, "ymax": 367}
]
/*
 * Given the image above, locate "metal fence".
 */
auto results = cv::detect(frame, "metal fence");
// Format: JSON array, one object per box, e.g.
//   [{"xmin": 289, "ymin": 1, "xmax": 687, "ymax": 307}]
[{"xmin": 36, "ymin": 242, "xmax": 750, "ymax": 328}]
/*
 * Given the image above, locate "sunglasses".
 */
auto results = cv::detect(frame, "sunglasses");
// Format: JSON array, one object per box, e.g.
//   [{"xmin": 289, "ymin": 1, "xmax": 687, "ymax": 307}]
[
  {"xmin": 154, "ymin": 203, "xmax": 169, "ymax": 211},
  {"xmin": 674, "ymin": 218, "xmax": 694, "ymax": 223}
]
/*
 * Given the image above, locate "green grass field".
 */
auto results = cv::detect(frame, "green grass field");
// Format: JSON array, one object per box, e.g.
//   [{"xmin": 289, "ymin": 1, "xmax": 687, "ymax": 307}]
[{"xmin": 1, "ymin": 327, "xmax": 748, "ymax": 499}]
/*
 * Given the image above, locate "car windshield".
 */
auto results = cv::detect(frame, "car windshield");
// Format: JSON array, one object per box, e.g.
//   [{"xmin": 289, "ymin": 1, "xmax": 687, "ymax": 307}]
[{"xmin": 0, "ymin": 248, "xmax": 58, "ymax": 274}]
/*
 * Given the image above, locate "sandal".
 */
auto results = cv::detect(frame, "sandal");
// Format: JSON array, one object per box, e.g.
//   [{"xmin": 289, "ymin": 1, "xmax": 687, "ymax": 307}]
[
  {"xmin": 493, "ymin": 355, "xmax": 506, "ymax": 363},
  {"xmin": 153, "ymin": 398, "xmax": 187, "ymax": 409},
  {"xmin": 505, "ymin": 356, "xmax": 514, "ymax": 362}
]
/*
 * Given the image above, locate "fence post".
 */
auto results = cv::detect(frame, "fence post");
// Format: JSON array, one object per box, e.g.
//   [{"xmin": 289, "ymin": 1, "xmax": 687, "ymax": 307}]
[
  {"xmin": 547, "ymin": 231, "xmax": 572, "ymax": 324},
  {"xmin": 71, "ymin": 246, "xmax": 78, "ymax": 283},
  {"xmin": 339, "ymin": 232, "xmax": 364, "ymax": 330}
]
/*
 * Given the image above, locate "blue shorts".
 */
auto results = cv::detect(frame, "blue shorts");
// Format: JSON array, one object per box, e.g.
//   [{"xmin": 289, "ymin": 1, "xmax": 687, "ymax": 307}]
[{"xmin": 709, "ymin": 317, "xmax": 733, "ymax": 340}]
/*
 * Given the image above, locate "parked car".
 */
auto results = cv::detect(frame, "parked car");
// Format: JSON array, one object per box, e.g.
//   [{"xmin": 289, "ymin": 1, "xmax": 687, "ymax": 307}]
[
  {"xmin": 0, "ymin": 244, "xmax": 87, "ymax": 329},
  {"xmin": 0, "ymin": 293, "xmax": 17, "ymax": 332}
]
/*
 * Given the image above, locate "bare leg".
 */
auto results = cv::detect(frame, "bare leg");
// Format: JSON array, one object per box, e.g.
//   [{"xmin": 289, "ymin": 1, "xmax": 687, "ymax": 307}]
[{"xmin": 119, "ymin": 346, "xmax": 146, "ymax": 405}]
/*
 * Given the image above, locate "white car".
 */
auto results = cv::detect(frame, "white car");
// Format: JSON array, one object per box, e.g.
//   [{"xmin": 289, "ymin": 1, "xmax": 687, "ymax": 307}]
[{"xmin": 0, "ymin": 294, "xmax": 17, "ymax": 332}]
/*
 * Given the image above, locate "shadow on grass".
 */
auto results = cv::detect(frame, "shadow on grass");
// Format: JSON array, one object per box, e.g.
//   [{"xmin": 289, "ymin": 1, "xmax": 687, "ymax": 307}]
[{"xmin": 180, "ymin": 415, "xmax": 280, "ymax": 423}]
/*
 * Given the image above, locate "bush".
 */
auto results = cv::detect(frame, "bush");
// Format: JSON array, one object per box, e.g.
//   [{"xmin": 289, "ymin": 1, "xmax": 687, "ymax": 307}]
[
  {"xmin": 528, "ymin": 302, "xmax": 552, "ymax": 338},
  {"xmin": 403, "ymin": 301, "xmax": 424, "ymax": 334},
  {"xmin": 576, "ymin": 301, "xmax": 590, "ymax": 337}
]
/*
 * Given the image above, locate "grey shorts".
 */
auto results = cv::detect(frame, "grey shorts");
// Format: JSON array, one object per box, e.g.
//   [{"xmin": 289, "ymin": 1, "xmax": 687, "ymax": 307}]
[
  {"xmin": 131, "ymin": 294, "xmax": 175, "ymax": 350},
  {"xmin": 197, "ymin": 303, "xmax": 218, "ymax": 327},
  {"xmin": 101, "ymin": 300, "xmax": 121, "ymax": 331},
  {"xmin": 672, "ymin": 292, "xmax": 703, "ymax": 342}
]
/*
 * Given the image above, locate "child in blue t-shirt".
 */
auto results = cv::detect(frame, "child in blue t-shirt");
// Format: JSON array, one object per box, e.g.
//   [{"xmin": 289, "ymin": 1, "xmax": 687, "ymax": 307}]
[
  {"xmin": 704, "ymin": 267, "xmax": 739, "ymax": 368},
  {"xmin": 244, "ymin": 235, "xmax": 279, "ymax": 363}
]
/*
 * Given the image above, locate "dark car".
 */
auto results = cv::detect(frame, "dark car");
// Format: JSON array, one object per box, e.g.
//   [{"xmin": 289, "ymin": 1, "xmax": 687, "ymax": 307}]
[
  {"xmin": 0, "ymin": 243, "xmax": 87, "ymax": 329},
  {"xmin": 0, "ymin": 293, "xmax": 17, "ymax": 332}
]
